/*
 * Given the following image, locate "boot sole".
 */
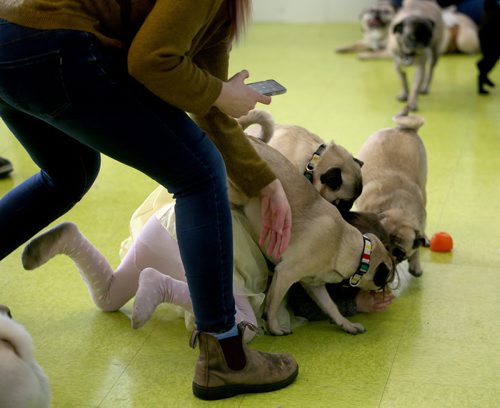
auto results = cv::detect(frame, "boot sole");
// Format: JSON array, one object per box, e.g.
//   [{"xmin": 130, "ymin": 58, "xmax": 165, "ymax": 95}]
[{"xmin": 192, "ymin": 365, "xmax": 299, "ymax": 400}]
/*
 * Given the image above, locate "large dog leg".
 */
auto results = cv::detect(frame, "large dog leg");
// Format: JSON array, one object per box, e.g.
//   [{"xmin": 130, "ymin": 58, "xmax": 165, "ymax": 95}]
[
  {"xmin": 408, "ymin": 250, "xmax": 423, "ymax": 277},
  {"xmin": 264, "ymin": 271, "xmax": 294, "ymax": 336},
  {"xmin": 421, "ymin": 48, "xmax": 439, "ymax": 94},
  {"xmin": 301, "ymin": 284, "xmax": 365, "ymax": 334},
  {"xmin": 396, "ymin": 64, "xmax": 409, "ymax": 102},
  {"xmin": 407, "ymin": 64, "xmax": 425, "ymax": 111},
  {"xmin": 336, "ymin": 42, "xmax": 371, "ymax": 53}
]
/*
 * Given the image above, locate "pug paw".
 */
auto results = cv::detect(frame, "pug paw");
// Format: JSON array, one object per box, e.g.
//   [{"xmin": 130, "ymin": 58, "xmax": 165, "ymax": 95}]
[
  {"xmin": 340, "ymin": 321, "xmax": 366, "ymax": 335},
  {"xmin": 409, "ymin": 268, "xmax": 423, "ymax": 277},
  {"xmin": 267, "ymin": 319, "xmax": 292, "ymax": 336}
]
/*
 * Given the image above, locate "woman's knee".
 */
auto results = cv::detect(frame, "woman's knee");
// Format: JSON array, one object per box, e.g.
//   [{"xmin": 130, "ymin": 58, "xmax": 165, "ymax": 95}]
[
  {"xmin": 43, "ymin": 150, "xmax": 101, "ymax": 202},
  {"xmin": 166, "ymin": 137, "xmax": 228, "ymax": 198}
]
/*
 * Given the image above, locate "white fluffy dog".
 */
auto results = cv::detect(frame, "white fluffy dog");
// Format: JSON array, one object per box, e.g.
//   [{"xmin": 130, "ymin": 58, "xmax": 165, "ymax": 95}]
[{"xmin": 0, "ymin": 305, "xmax": 50, "ymax": 408}]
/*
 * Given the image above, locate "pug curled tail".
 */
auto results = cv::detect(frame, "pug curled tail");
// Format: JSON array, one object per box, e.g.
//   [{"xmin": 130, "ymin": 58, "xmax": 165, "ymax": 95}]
[
  {"xmin": 392, "ymin": 113, "xmax": 425, "ymax": 132},
  {"xmin": 238, "ymin": 109, "xmax": 275, "ymax": 142}
]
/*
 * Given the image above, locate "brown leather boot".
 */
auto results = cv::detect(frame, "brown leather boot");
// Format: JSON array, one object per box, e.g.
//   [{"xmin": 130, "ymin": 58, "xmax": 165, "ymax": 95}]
[{"xmin": 190, "ymin": 322, "xmax": 298, "ymax": 400}]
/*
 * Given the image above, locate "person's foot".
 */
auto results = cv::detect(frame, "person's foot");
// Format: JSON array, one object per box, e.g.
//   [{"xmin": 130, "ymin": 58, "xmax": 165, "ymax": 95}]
[
  {"xmin": 133, "ymin": 268, "xmax": 172, "ymax": 329},
  {"xmin": 22, "ymin": 222, "xmax": 79, "ymax": 269},
  {"xmin": 482, "ymin": 75, "xmax": 495, "ymax": 87},
  {"xmin": 0, "ymin": 156, "xmax": 13, "ymax": 177},
  {"xmin": 191, "ymin": 322, "xmax": 298, "ymax": 400},
  {"xmin": 133, "ymin": 267, "xmax": 193, "ymax": 329},
  {"xmin": 478, "ymin": 74, "xmax": 495, "ymax": 95}
]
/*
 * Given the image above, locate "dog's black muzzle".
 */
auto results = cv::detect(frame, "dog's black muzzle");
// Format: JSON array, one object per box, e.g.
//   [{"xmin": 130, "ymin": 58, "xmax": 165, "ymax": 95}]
[{"xmin": 335, "ymin": 199, "xmax": 355, "ymax": 214}]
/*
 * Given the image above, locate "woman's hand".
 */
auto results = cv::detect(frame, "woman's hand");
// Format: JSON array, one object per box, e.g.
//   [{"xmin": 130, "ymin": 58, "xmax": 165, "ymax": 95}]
[
  {"xmin": 356, "ymin": 289, "xmax": 395, "ymax": 313},
  {"xmin": 258, "ymin": 179, "xmax": 292, "ymax": 260},
  {"xmin": 214, "ymin": 70, "xmax": 271, "ymax": 117}
]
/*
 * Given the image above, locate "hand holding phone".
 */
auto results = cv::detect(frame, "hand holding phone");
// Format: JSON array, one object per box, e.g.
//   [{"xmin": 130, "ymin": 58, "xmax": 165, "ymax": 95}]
[{"xmin": 247, "ymin": 79, "xmax": 287, "ymax": 96}]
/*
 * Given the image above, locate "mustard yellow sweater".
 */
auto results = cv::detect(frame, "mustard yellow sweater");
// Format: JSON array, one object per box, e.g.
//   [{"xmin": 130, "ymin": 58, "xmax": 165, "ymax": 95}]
[{"xmin": 0, "ymin": 0, "xmax": 275, "ymax": 196}]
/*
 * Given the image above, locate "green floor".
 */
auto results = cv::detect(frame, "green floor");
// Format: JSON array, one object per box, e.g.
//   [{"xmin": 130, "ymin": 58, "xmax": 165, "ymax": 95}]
[{"xmin": 1, "ymin": 23, "xmax": 499, "ymax": 407}]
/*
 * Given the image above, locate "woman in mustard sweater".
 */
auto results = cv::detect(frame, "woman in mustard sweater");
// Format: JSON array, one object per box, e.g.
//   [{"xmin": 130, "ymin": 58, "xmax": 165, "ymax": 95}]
[{"xmin": 0, "ymin": 0, "xmax": 297, "ymax": 400}]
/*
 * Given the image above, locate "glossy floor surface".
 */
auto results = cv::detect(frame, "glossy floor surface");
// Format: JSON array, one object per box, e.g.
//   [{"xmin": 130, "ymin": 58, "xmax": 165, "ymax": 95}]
[{"xmin": 1, "ymin": 23, "xmax": 499, "ymax": 407}]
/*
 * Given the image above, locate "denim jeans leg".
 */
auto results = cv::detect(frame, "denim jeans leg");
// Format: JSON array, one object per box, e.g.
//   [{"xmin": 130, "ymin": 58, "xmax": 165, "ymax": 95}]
[{"xmin": 0, "ymin": 23, "xmax": 235, "ymax": 332}]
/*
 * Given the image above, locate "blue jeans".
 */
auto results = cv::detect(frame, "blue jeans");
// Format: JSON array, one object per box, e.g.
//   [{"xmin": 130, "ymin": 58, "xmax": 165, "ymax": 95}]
[{"xmin": 0, "ymin": 20, "xmax": 235, "ymax": 333}]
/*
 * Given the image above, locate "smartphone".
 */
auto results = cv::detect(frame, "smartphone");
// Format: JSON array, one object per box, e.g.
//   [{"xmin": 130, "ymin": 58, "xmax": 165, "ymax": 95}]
[{"xmin": 247, "ymin": 79, "xmax": 287, "ymax": 96}]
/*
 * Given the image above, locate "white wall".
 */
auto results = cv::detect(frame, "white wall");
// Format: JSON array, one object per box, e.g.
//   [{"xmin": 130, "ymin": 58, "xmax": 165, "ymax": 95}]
[{"xmin": 252, "ymin": 0, "xmax": 375, "ymax": 23}]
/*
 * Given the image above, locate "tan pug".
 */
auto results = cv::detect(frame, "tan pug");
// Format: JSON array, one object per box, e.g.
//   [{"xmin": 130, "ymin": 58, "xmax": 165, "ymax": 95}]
[
  {"xmin": 238, "ymin": 110, "xmax": 364, "ymax": 214},
  {"xmin": 229, "ymin": 136, "xmax": 395, "ymax": 336},
  {"xmin": 388, "ymin": 0, "xmax": 444, "ymax": 115},
  {"xmin": 336, "ymin": 0, "xmax": 396, "ymax": 58},
  {"xmin": 356, "ymin": 114, "xmax": 427, "ymax": 277},
  {"xmin": 0, "ymin": 305, "xmax": 51, "ymax": 408}
]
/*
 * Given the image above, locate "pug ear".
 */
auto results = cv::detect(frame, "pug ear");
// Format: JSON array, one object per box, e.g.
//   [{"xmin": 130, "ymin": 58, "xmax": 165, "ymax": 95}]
[
  {"xmin": 320, "ymin": 168, "xmax": 342, "ymax": 191},
  {"xmin": 0, "ymin": 304, "xmax": 12, "ymax": 319},
  {"xmin": 354, "ymin": 157, "xmax": 364, "ymax": 168},
  {"xmin": 425, "ymin": 19, "xmax": 435, "ymax": 31},
  {"xmin": 393, "ymin": 21, "xmax": 404, "ymax": 34}
]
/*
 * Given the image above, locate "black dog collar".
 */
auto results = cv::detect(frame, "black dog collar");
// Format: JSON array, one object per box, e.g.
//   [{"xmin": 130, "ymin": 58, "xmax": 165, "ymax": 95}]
[{"xmin": 304, "ymin": 144, "xmax": 326, "ymax": 182}]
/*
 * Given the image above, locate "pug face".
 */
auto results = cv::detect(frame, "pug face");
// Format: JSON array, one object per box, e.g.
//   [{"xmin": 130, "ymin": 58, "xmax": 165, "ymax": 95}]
[
  {"xmin": 361, "ymin": 2, "xmax": 396, "ymax": 31},
  {"xmin": 312, "ymin": 144, "xmax": 364, "ymax": 213},
  {"xmin": 379, "ymin": 210, "xmax": 426, "ymax": 263},
  {"xmin": 393, "ymin": 16, "xmax": 435, "ymax": 60}
]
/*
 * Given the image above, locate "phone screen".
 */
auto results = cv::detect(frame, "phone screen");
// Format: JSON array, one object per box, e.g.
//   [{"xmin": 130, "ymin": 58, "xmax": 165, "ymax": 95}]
[{"xmin": 247, "ymin": 80, "xmax": 287, "ymax": 96}]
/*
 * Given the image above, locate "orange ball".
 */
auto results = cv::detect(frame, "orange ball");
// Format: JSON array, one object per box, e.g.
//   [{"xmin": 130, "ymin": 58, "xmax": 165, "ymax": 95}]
[{"xmin": 430, "ymin": 231, "xmax": 453, "ymax": 252}]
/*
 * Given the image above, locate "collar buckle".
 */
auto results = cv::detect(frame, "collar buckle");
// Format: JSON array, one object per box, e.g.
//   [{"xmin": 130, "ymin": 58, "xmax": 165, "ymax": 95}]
[{"xmin": 303, "ymin": 144, "xmax": 326, "ymax": 181}]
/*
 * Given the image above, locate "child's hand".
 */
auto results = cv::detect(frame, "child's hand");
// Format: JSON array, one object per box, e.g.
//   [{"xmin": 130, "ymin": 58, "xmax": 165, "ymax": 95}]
[{"xmin": 356, "ymin": 289, "xmax": 395, "ymax": 313}]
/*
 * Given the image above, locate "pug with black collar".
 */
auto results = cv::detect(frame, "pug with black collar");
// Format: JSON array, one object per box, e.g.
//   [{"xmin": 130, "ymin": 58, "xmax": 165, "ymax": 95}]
[
  {"xmin": 388, "ymin": 0, "xmax": 444, "ymax": 115},
  {"xmin": 238, "ymin": 109, "xmax": 364, "ymax": 214}
]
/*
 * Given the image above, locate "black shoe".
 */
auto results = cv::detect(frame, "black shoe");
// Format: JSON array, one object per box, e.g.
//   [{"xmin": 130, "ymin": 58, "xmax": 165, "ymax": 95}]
[
  {"xmin": 0, "ymin": 156, "xmax": 13, "ymax": 177},
  {"xmin": 482, "ymin": 75, "xmax": 496, "ymax": 88}
]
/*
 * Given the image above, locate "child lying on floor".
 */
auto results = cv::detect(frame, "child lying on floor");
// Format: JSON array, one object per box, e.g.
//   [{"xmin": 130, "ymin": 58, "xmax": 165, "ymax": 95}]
[{"xmin": 22, "ymin": 186, "xmax": 394, "ymax": 342}]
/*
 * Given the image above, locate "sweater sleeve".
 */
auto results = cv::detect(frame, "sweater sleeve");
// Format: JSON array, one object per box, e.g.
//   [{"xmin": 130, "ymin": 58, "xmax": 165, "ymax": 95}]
[
  {"xmin": 127, "ymin": 0, "xmax": 223, "ymax": 116},
  {"xmin": 193, "ymin": 109, "xmax": 276, "ymax": 197},
  {"xmin": 190, "ymin": 33, "xmax": 276, "ymax": 196}
]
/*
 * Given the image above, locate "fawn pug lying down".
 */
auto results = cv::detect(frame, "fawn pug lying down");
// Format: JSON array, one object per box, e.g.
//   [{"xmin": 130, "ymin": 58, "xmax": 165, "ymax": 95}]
[
  {"xmin": 229, "ymin": 137, "xmax": 395, "ymax": 336},
  {"xmin": 335, "ymin": 0, "xmax": 396, "ymax": 58},
  {"xmin": 0, "ymin": 305, "xmax": 50, "ymax": 408},
  {"xmin": 238, "ymin": 110, "xmax": 363, "ymax": 214},
  {"xmin": 356, "ymin": 114, "xmax": 428, "ymax": 277}
]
